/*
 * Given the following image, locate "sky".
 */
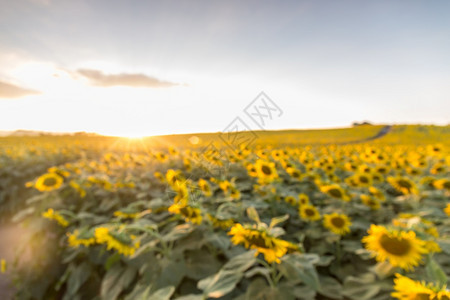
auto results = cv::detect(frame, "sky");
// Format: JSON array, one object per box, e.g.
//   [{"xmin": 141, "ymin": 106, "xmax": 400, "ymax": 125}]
[{"xmin": 0, "ymin": 0, "xmax": 449, "ymax": 137}]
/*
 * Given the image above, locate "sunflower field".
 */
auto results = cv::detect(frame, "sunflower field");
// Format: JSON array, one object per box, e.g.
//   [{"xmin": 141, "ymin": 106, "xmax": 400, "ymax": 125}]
[{"xmin": 0, "ymin": 125, "xmax": 449, "ymax": 300}]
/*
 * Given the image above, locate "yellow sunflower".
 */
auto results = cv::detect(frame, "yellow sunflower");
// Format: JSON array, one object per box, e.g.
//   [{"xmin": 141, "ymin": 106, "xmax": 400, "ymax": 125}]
[
  {"xmin": 391, "ymin": 273, "xmax": 434, "ymax": 300},
  {"xmin": 387, "ymin": 177, "xmax": 418, "ymax": 195},
  {"xmin": 391, "ymin": 273, "xmax": 450, "ymax": 300},
  {"xmin": 444, "ymin": 204, "xmax": 450, "ymax": 217},
  {"xmin": 228, "ymin": 223, "xmax": 296, "ymax": 263},
  {"xmin": 323, "ymin": 213, "xmax": 351, "ymax": 235},
  {"xmin": 284, "ymin": 195, "xmax": 297, "ymax": 206},
  {"xmin": 352, "ymin": 173, "xmax": 373, "ymax": 187},
  {"xmin": 42, "ymin": 208, "xmax": 69, "ymax": 227},
  {"xmin": 168, "ymin": 203, "xmax": 202, "ymax": 225},
  {"xmin": 369, "ymin": 186, "xmax": 386, "ymax": 201},
  {"xmin": 95, "ymin": 227, "xmax": 140, "ymax": 257},
  {"xmin": 298, "ymin": 193, "xmax": 310, "ymax": 206},
  {"xmin": 360, "ymin": 195, "xmax": 380, "ymax": 210},
  {"xmin": 35, "ymin": 173, "xmax": 64, "ymax": 192},
  {"xmin": 320, "ymin": 184, "xmax": 350, "ymax": 201},
  {"xmin": 286, "ymin": 167, "xmax": 302, "ymax": 180},
  {"xmin": 299, "ymin": 205, "xmax": 321, "ymax": 222},
  {"xmin": 254, "ymin": 159, "xmax": 278, "ymax": 181},
  {"xmin": 67, "ymin": 230, "xmax": 96, "ymax": 248},
  {"xmin": 434, "ymin": 179, "xmax": 450, "ymax": 191},
  {"xmin": 362, "ymin": 224, "xmax": 428, "ymax": 271},
  {"xmin": 198, "ymin": 179, "xmax": 212, "ymax": 197},
  {"xmin": 430, "ymin": 163, "xmax": 445, "ymax": 175},
  {"xmin": 207, "ymin": 214, "xmax": 234, "ymax": 230}
]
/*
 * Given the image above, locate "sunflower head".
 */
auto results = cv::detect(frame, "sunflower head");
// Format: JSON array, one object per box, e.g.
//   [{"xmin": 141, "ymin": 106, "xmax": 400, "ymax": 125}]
[
  {"xmin": 323, "ymin": 213, "xmax": 351, "ymax": 235},
  {"xmin": 362, "ymin": 224, "xmax": 428, "ymax": 271},
  {"xmin": 255, "ymin": 159, "xmax": 278, "ymax": 181},
  {"xmin": 320, "ymin": 184, "xmax": 350, "ymax": 201},
  {"xmin": 35, "ymin": 173, "xmax": 64, "ymax": 192},
  {"xmin": 298, "ymin": 193, "xmax": 310, "ymax": 206},
  {"xmin": 299, "ymin": 205, "xmax": 321, "ymax": 222},
  {"xmin": 387, "ymin": 176, "xmax": 418, "ymax": 195}
]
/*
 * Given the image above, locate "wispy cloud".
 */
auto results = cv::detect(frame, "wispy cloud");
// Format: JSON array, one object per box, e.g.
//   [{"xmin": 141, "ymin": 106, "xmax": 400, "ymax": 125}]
[
  {"xmin": 0, "ymin": 81, "xmax": 41, "ymax": 99},
  {"xmin": 77, "ymin": 69, "xmax": 179, "ymax": 88}
]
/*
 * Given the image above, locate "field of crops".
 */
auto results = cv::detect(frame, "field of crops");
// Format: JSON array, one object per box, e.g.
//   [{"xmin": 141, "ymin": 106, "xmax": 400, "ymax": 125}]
[{"xmin": 0, "ymin": 125, "xmax": 449, "ymax": 300}]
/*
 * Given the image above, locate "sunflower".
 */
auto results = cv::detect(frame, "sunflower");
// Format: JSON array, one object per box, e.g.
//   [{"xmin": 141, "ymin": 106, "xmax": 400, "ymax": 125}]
[
  {"xmin": 207, "ymin": 214, "xmax": 234, "ymax": 230},
  {"xmin": 299, "ymin": 205, "xmax": 321, "ymax": 222},
  {"xmin": 95, "ymin": 227, "xmax": 140, "ymax": 257},
  {"xmin": 375, "ymin": 165, "xmax": 390, "ymax": 174},
  {"xmin": 153, "ymin": 171, "xmax": 165, "ymax": 183},
  {"xmin": 69, "ymin": 181, "xmax": 86, "ymax": 198},
  {"xmin": 298, "ymin": 193, "xmax": 310, "ymax": 206},
  {"xmin": 430, "ymin": 163, "xmax": 445, "ymax": 175},
  {"xmin": 198, "ymin": 179, "xmax": 212, "ymax": 197},
  {"xmin": 323, "ymin": 213, "xmax": 351, "ymax": 235},
  {"xmin": 42, "ymin": 208, "xmax": 69, "ymax": 227},
  {"xmin": 391, "ymin": 273, "xmax": 450, "ymax": 300},
  {"xmin": 369, "ymin": 186, "xmax": 386, "ymax": 201},
  {"xmin": 362, "ymin": 224, "xmax": 428, "ymax": 271},
  {"xmin": 444, "ymin": 204, "xmax": 450, "ymax": 217},
  {"xmin": 254, "ymin": 159, "xmax": 278, "ymax": 181},
  {"xmin": 168, "ymin": 203, "xmax": 202, "ymax": 225},
  {"xmin": 67, "ymin": 230, "xmax": 96, "ymax": 248},
  {"xmin": 284, "ymin": 195, "xmax": 297, "ymax": 206},
  {"xmin": 353, "ymin": 173, "xmax": 373, "ymax": 187},
  {"xmin": 391, "ymin": 274, "xmax": 435, "ymax": 300},
  {"xmin": 360, "ymin": 195, "xmax": 380, "ymax": 210},
  {"xmin": 165, "ymin": 169, "xmax": 184, "ymax": 186},
  {"xmin": 1, "ymin": 259, "xmax": 5, "ymax": 274},
  {"xmin": 35, "ymin": 173, "xmax": 64, "ymax": 192},
  {"xmin": 228, "ymin": 223, "xmax": 295, "ymax": 263},
  {"xmin": 387, "ymin": 177, "xmax": 418, "ymax": 195},
  {"xmin": 286, "ymin": 167, "xmax": 302, "ymax": 180},
  {"xmin": 246, "ymin": 163, "xmax": 258, "ymax": 177},
  {"xmin": 434, "ymin": 178, "xmax": 450, "ymax": 191},
  {"xmin": 320, "ymin": 184, "xmax": 350, "ymax": 201}
]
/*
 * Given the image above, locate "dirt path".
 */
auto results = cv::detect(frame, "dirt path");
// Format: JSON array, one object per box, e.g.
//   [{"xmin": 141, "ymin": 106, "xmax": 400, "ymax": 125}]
[
  {"xmin": 342, "ymin": 125, "xmax": 392, "ymax": 144},
  {"xmin": 0, "ymin": 223, "xmax": 28, "ymax": 299}
]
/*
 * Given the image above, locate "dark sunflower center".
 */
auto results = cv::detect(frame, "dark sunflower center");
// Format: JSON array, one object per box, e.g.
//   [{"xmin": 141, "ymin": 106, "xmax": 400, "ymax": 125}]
[
  {"xmin": 379, "ymin": 234, "xmax": 411, "ymax": 256},
  {"xmin": 247, "ymin": 233, "xmax": 269, "ymax": 248},
  {"xmin": 305, "ymin": 208, "xmax": 316, "ymax": 217},
  {"xmin": 397, "ymin": 180, "xmax": 412, "ymax": 188},
  {"xmin": 331, "ymin": 217, "xmax": 345, "ymax": 228},
  {"xmin": 43, "ymin": 177, "xmax": 57, "ymax": 187},
  {"xmin": 359, "ymin": 176, "xmax": 369, "ymax": 183},
  {"xmin": 329, "ymin": 188, "xmax": 342, "ymax": 198},
  {"xmin": 416, "ymin": 293, "xmax": 432, "ymax": 300},
  {"xmin": 261, "ymin": 165, "xmax": 272, "ymax": 175}
]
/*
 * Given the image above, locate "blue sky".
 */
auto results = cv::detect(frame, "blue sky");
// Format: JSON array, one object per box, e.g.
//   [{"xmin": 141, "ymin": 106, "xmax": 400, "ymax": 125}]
[{"xmin": 0, "ymin": 0, "xmax": 449, "ymax": 136}]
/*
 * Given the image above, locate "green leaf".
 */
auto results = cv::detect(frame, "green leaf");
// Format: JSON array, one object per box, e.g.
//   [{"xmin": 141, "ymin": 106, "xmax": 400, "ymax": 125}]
[
  {"xmin": 173, "ymin": 295, "xmax": 204, "ymax": 300},
  {"xmin": 148, "ymin": 286, "xmax": 175, "ymax": 300},
  {"xmin": 279, "ymin": 253, "xmax": 320, "ymax": 291},
  {"xmin": 425, "ymin": 256, "xmax": 448, "ymax": 286},
  {"xmin": 371, "ymin": 261, "xmax": 396, "ymax": 280},
  {"xmin": 198, "ymin": 270, "xmax": 243, "ymax": 298},
  {"xmin": 269, "ymin": 214, "xmax": 289, "ymax": 229},
  {"xmin": 342, "ymin": 273, "xmax": 381, "ymax": 300},
  {"xmin": 223, "ymin": 250, "xmax": 257, "ymax": 272},
  {"xmin": 100, "ymin": 264, "xmax": 137, "ymax": 300},
  {"xmin": 67, "ymin": 262, "xmax": 91, "ymax": 296},
  {"xmin": 246, "ymin": 206, "xmax": 260, "ymax": 223},
  {"xmin": 162, "ymin": 224, "xmax": 194, "ymax": 242},
  {"xmin": 185, "ymin": 249, "xmax": 222, "ymax": 280},
  {"xmin": 318, "ymin": 276, "xmax": 342, "ymax": 299},
  {"xmin": 105, "ymin": 253, "xmax": 121, "ymax": 271}
]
